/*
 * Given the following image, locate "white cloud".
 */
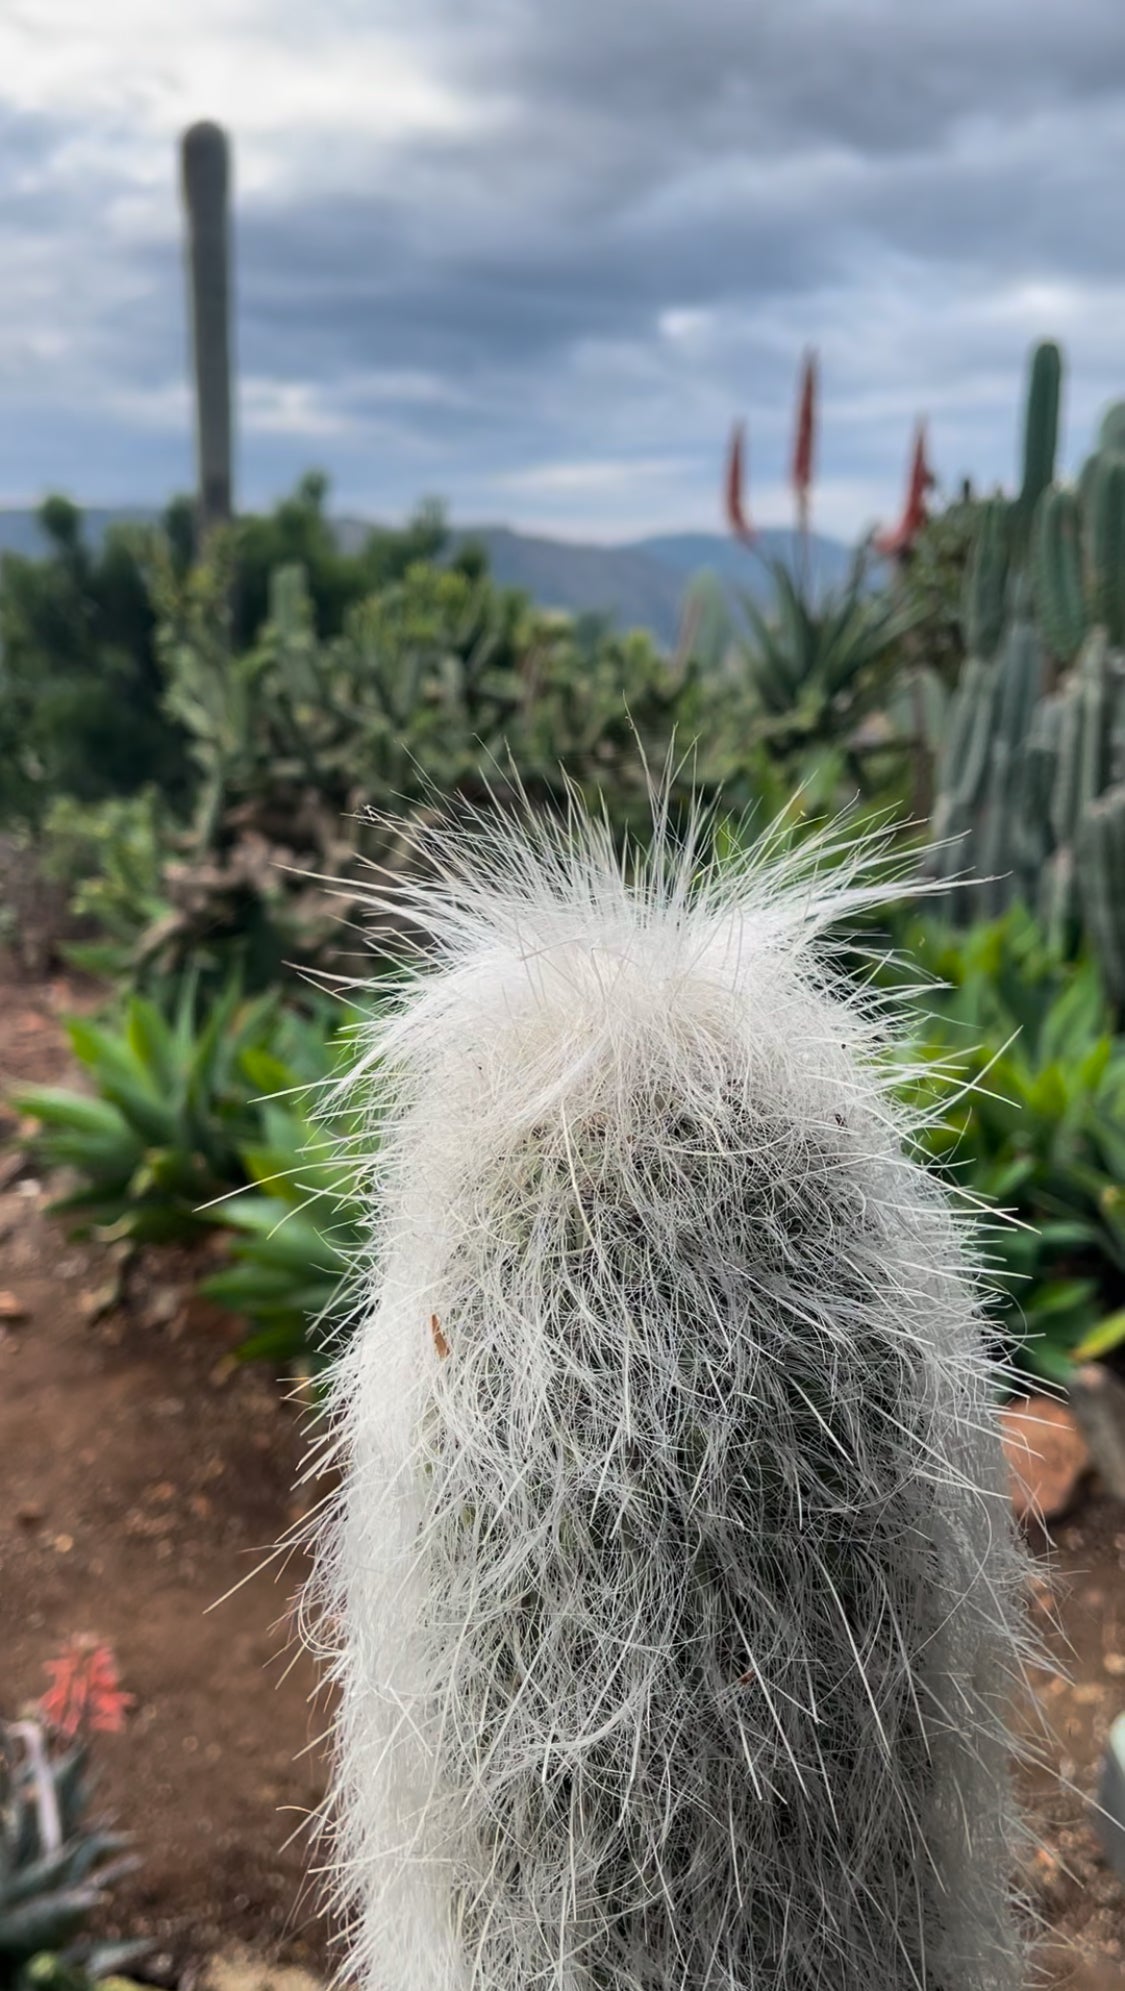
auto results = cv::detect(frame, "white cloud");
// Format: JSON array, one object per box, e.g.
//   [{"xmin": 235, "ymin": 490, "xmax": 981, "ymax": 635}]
[{"xmin": 493, "ymin": 456, "xmax": 696, "ymax": 496}]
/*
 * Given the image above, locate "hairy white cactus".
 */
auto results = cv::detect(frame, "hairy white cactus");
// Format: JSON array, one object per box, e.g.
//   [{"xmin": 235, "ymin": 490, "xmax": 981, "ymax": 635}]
[{"xmin": 312, "ymin": 800, "xmax": 1031, "ymax": 1991}]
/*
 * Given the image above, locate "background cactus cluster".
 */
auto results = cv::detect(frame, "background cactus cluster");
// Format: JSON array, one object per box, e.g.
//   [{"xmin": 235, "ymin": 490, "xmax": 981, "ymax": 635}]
[{"xmin": 929, "ymin": 341, "xmax": 1125, "ymax": 998}]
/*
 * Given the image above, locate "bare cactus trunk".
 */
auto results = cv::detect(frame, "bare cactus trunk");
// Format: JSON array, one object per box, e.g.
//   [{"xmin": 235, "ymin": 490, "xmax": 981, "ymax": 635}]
[{"xmin": 181, "ymin": 121, "xmax": 234, "ymax": 537}]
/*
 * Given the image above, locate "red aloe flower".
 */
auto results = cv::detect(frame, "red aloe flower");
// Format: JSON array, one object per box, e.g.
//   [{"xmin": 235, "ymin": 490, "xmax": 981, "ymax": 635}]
[
  {"xmin": 724, "ymin": 420, "xmax": 756, "ymax": 546},
  {"xmin": 40, "ymin": 1636, "xmax": 134, "ymax": 1740},
  {"xmin": 792, "ymin": 350, "xmax": 818, "ymax": 531},
  {"xmin": 875, "ymin": 420, "xmax": 935, "ymax": 557}
]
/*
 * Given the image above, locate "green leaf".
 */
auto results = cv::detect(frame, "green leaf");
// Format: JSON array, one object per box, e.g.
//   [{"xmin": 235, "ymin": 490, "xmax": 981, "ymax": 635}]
[
  {"xmin": 234, "ymin": 1319, "xmax": 313, "ymax": 1363},
  {"xmin": 65, "ymin": 1017, "xmax": 148, "ymax": 1090},
  {"xmin": 210, "ymin": 1196, "xmax": 349, "ymax": 1269},
  {"xmin": 1020, "ymin": 1340, "xmax": 1080, "ymax": 1388},
  {"xmin": 11, "ymin": 1087, "xmax": 129, "ymax": 1140},
  {"xmin": 1025, "ymin": 1277, "xmax": 1100, "ymax": 1319},
  {"xmin": 200, "ymin": 1260, "xmax": 337, "ymax": 1310},
  {"xmin": 0, "ymin": 1886, "xmax": 100, "ymax": 1951},
  {"xmin": 1071, "ymin": 1310, "xmax": 1125, "ymax": 1362},
  {"xmin": 125, "ymin": 994, "xmax": 178, "ymax": 1096},
  {"xmin": 239, "ymin": 1047, "xmax": 300, "ymax": 1097},
  {"xmin": 95, "ymin": 1073, "xmax": 177, "ymax": 1150}
]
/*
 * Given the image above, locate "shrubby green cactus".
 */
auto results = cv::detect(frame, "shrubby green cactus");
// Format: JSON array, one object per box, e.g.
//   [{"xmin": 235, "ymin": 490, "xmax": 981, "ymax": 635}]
[{"xmin": 140, "ymin": 542, "xmax": 732, "ymax": 983}]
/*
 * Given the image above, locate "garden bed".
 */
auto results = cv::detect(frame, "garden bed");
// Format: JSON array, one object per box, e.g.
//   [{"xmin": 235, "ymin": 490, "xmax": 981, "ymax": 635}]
[{"xmin": 0, "ymin": 964, "xmax": 1122, "ymax": 1986}]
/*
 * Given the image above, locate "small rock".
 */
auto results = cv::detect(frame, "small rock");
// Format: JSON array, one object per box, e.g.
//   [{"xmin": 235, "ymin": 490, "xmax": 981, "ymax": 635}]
[
  {"xmin": 1069, "ymin": 1361, "xmax": 1125, "ymax": 1498},
  {"xmin": 0, "ymin": 1291, "xmax": 28, "ymax": 1321},
  {"xmin": 1001, "ymin": 1396, "xmax": 1091, "ymax": 1524},
  {"xmin": 201, "ymin": 1953, "xmax": 329, "ymax": 1991},
  {"xmin": 15, "ymin": 1502, "xmax": 44, "ymax": 1526},
  {"xmin": 79, "ymin": 1282, "xmax": 121, "ymax": 1322},
  {"xmin": 137, "ymin": 1954, "xmax": 178, "ymax": 1989},
  {"xmin": 142, "ymin": 1284, "xmax": 185, "ymax": 1331},
  {"xmin": 1028, "ymin": 1842, "xmax": 1067, "ymax": 1909},
  {"xmin": 1098, "ymin": 1711, "xmax": 1125, "ymax": 1882}
]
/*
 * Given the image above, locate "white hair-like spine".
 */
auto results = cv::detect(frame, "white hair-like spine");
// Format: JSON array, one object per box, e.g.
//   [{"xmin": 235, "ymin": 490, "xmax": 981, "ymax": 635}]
[{"xmin": 311, "ymin": 798, "xmax": 1032, "ymax": 1991}]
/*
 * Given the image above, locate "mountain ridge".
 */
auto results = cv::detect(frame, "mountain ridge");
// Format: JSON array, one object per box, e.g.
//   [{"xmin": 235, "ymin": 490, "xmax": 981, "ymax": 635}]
[{"xmin": 0, "ymin": 507, "xmax": 857, "ymax": 647}]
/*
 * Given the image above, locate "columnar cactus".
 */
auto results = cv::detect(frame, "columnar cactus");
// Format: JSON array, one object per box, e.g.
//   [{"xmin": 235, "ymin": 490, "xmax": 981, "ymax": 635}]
[
  {"xmin": 928, "ymin": 579, "xmax": 1050, "ymax": 914},
  {"xmin": 1012, "ymin": 338, "xmax": 1061, "ymax": 553},
  {"xmin": 928, "ymin": 341, "xmax": 1125, "ymax": 997},
  {"xmin": 315, "ymin": 803, "xmax": 1031, "ymax": 1991},
  {"xmin": 181, "ymin": 121, "xmax": 234, "ymax": 534},
  {"xmin": 1025, "ymin": 404, "xmax": 1125, "ymax": 989}
]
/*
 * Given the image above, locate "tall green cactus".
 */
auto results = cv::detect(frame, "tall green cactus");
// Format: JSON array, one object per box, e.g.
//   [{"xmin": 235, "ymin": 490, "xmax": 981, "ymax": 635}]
[
  {"xmin": 1081, "ymin": 788, "xmax": 1125, "ymax": 1000},
  {"xmin": 961, "ymin": 496, "xmax": 1010, "ymax": 661},
  {"xmin": 1013, "ymin": 340, "xmax": 1061, "ymax": 551},
  {"xmin": 930, "ymin": 342, "xmax": 1125, "ymax": 1002},
  {"xmin": 1088, "ymin": 454, "xmax": 1125, "ymax": 643},
  {"xmin": 1032, "ymin": 487, "xmax": 1085, "ymax": 665},
  {"xmin": 181, "ymin": 121, "xmax": 234, "ymax": 535}
]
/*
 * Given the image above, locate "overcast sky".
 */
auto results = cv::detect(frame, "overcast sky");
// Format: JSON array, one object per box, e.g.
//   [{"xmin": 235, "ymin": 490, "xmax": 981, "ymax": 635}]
[{"xmin": 0, "ymin": 0, "xmax": 1123, "ymax": 541}]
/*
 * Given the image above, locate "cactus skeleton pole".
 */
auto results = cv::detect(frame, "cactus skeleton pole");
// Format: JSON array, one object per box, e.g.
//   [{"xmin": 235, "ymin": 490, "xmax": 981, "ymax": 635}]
[
  {"xmin": 314, "ymin": 799, "xmax": 1032, "ymax": 1991},
  {"xmin": 181, "ymin": 121, "xmax": 234, "ymax": 536}
]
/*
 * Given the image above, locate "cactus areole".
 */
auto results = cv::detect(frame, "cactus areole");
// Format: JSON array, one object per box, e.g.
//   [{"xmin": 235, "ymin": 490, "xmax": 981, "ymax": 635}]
[
  {"xmin": 316, "ymin": 801, "xmax": 1030, "ymax": 1991},
  {"xmin": 181, "ymin": 121, "xmax": 233, "ymax": 534}
]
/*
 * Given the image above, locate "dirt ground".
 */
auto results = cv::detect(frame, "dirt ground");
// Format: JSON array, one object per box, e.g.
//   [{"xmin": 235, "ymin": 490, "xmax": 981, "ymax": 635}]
[
  {"xmin": 0, "ymin": 971, "xmax": 333, "ymax": 1978},
  {"xmin": 1, "ymin": 966, "xmax": 1124, "ymax": 1987}
]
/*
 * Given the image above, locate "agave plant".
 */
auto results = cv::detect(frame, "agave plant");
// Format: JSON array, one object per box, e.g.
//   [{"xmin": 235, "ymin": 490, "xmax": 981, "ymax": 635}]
[
  {"xmin": 724, "ymin": 354, "xmax": 925, "ymax": 791},
  {"xmin": 739, "ymin": 554, "xmax": 915, "ymax": 736},
  {"xmin": 896, "ymin": 907, "xmax": 1125, "ymax": 1383},
  {"xmin": 200, "ymin": 1013, "xmax": 366, "ymax": 1369},
  {"xmin": 0, "ymin": 1720, "xmax": 145, "ymax": 1991},
  {"xmin": 13, "ymin": 977, "xmax": 280, "ymax": 1242},
  {"xmin": 13, "ymin": 972, "xmax": 364, "ymax": 1364}
]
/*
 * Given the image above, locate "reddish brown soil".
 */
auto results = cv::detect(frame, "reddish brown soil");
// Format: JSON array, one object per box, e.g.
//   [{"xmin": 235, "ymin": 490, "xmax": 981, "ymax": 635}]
[
  {"xmin": 1019, "ymin": 1496, "xmax": 1125, "ymax": 1986},
  {"xmin": 0, "ymin": 969, "xmax": 333, "ymax": 1978},
  {"xmin": 0, "ymin": 965, "xmax": 1123, "ymax": 1986}
]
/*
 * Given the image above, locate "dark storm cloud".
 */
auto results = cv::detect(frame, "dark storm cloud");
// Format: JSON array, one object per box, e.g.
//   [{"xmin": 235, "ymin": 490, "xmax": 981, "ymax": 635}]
[
  {"xmin": 2, "ymin": 0, "xmax": 1124, "ymax": 529},
  {"xmin": 231, "ymin": 0, "xmax": 1125, "ymax": 387},
  {"xmin": 442, "ymin": 0, "xmax": 1125, "ymax": 159}
]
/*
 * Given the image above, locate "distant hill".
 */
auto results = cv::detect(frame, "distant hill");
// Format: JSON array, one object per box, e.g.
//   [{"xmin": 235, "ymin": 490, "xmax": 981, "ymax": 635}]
[
  {"xmin": 0, "ymin": 508, "xmax": 860, "ymax": 649},
  {"xmin": 451, "ymin": 525, "xmax": 689, "ymax": 645},
  {"xmin": 449, "ymin": 526, "xmax": 860, "ymax": 646},
  {"xmin": 629, "ymin": 530, "xmax": 859, "ymax": 597},
  {"xmin": 0, "ymin": 507, "xmax": 161, "ymax": 560}
]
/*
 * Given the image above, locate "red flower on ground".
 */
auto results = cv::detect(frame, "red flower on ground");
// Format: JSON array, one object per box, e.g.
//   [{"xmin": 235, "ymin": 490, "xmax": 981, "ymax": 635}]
[
  {"xmin": 40, "ymin": 1636, "xmax": 134, "ymax": 1739},
  {"xmin": 724, "ymin": 420, "xmax": 757, "ymax": 546}
]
